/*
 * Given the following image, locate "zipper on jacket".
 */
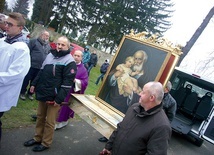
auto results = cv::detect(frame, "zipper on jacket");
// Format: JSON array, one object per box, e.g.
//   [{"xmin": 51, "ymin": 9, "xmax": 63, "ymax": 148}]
[
  {"xmin": 53, "ymin": 64, "xmax": 57, "ymax": 95},
  {"xmin": 53, "ymin": 64, "xmax": 56, "ymax": 76},
  {"xmin": 55, "ymin": 88, "xmax": 58, "ymax": 95}
]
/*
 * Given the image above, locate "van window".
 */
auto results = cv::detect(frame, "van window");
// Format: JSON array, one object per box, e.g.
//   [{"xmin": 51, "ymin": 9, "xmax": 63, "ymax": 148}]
[{"xmin": 184, "ymin": 81, "xmax": 214, "ymax": 100}]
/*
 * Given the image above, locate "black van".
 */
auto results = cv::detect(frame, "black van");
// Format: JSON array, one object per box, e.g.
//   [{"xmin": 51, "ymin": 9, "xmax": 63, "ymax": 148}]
[{"xmin": 169, "ymin": 67, "xmax": 214, "ymax": 146}]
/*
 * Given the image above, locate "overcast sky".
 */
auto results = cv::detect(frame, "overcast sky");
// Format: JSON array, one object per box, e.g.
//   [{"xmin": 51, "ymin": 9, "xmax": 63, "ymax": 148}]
[
  {"xmin": 163, "ymin": 0, "xmax": 214, "ymax": 78},
  {"xmin": 164, "ymin": 0, "xmax": 214, "ymax": 45}
]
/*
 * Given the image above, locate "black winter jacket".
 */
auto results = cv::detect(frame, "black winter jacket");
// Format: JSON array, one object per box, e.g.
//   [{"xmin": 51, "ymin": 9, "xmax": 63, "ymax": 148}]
[
  {"xmin": 88, "ymin": 53, "xmax": 98, "ymax": 66},
  {"xmin": 0, "ymin": 29, "xmax": 6, "ymax": 38},
  {"xmin": 32, "ymin": 49, "xmax": 77, "ymax": 104},
  {"xmin": 105, "ymin": 103, "xmax": 171, "ymax": 155}
]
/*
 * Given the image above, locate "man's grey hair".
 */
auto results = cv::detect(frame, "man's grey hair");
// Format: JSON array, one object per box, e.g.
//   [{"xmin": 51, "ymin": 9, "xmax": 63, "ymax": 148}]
[
  {"xmin": 74, "ymin": 50, "xmax": 83, "ymax": 57},
  {"xmin": 58, "ymin": 36, "xmax": 70, "ymax": 48},
  {"xmin": 166, "ymin": 81, "xmax": 172, "ymax": 91},
  {"xmin": 40, "ymin": 30, "xmax": 49, "ymax": 35},
  {"xmin": 148, "ymin": 81, "xmax": 164, "ymax": 103}
]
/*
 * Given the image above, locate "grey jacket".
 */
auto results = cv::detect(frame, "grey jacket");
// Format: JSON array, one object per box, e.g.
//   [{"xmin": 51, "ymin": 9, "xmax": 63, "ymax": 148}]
[
  {"xmin": 162, "ymin": 93, "xmax": 177, "ymax": 122},
  {"xmin": 28, "ymin": 38, "xmax": 51, "ymax": 69},
  {"xmin": 105, "ymin": 103, "xmax": 171, "ymax": 155}
]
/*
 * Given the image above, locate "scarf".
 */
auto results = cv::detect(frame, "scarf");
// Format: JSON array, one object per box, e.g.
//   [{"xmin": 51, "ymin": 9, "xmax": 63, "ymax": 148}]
[{"xmin": 4, "ymin": 33, "xmax": 23, "ymax": 44}]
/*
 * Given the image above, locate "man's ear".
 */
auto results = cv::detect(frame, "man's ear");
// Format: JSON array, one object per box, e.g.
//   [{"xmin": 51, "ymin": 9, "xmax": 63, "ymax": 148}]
[
  {"xmin": 19, "ymin": 25, "xmax": 23, "ymax": 32},
  {"xmin": 150, "ymin": 95, "xmax": 155, "ymax": 101}
]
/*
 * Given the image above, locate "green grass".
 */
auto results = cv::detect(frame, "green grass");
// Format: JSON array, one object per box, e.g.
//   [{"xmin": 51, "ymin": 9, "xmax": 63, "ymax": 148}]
[
  {"xmin": 85, "ymin": 66, "xmax": 101, "ymax": 95},
  {"xmin": 2, "ymin": 66, "xmax": 101, "ymax": 129}
]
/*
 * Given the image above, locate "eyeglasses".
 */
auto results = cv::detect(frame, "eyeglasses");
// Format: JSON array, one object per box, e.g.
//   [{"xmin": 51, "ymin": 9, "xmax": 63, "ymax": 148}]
[{"xmin": 4, "ymin": 21, "xmax": 20, "ymax": 27}]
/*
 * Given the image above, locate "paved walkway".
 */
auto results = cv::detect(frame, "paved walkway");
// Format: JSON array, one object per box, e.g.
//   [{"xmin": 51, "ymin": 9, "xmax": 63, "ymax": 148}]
[
  {"xmin": 1, "ymin": 119, "xmax": 105, "ymax": 155},
  {"xmin": 1, "ymin": 117, "xmax": 214, "ymax": 155}
]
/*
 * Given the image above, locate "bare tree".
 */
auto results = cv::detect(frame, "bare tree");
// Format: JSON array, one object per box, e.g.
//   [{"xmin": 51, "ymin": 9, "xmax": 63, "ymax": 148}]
[
  {"xmin": 177, "ymin": 6, "xmax": 214, "ymax": 66},
  {"xmin": 197, "ymin": 50, "xmax": 214, "ymax": 77}
]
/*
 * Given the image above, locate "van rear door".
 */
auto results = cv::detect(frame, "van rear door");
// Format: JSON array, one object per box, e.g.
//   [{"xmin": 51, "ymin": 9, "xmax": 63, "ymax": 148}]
[{"xmin": 200, "ymin": 107, "xmax": 214, "ymax": 144}]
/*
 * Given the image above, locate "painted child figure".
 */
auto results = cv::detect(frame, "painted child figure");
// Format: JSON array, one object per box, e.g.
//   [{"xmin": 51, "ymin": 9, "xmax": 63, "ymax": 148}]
[{"xmin": 114, "ymin": 56, "xmax": 141, "ymax": 97}]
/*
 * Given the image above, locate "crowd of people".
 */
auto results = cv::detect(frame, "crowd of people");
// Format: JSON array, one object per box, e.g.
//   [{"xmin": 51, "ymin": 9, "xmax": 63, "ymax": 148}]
[{"xmin": 0, "ymin": 12, "xmax": 177, "ymax": 154}]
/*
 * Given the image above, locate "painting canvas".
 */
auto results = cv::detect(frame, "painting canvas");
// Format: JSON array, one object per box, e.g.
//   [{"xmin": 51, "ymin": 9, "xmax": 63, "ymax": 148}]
[{"xmin": 96, "ymin": 35, "xmax": 178, "ymax": 115}]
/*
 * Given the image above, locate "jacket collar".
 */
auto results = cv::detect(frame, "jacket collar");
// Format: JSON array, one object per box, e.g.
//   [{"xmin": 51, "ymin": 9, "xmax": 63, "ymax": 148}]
[
  {"xmin": 133, "ymin": 103, "xmax": 162, "ymax": 117},
  {"xmin": 4, "ymin": 33, "xmax": 23, "ymax": 44},
  {"xmin": 50, "ymin": 49, "xmax": 70, "ymax": 58},
  {"xmin": 37, "ymin": 37, "xmax": 49, "ymax": 46}
]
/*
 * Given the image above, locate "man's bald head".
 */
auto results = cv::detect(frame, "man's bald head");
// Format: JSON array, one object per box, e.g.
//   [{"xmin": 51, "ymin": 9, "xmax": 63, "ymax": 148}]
[{"xmin": 73, "ymin": 50, "xmax": 83, "ymax": 63}]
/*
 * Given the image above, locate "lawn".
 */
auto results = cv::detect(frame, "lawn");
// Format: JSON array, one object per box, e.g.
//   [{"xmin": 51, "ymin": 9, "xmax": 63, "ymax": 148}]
[{"xmin": 2, "ymin": 66, "xmax": 102, "ymax": 129}]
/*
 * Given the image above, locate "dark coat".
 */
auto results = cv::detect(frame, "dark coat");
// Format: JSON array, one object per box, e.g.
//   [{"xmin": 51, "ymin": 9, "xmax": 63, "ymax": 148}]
[
  {"xmin": 28, "ymin": 38, "xmax": 51, "ymax": 69},
  {"xmin": 107, "ymin": 73, "xmax": 140, "ymax": 113},
  {"xmin": 100, "ymin": 62, "xmax": 109, "ymax": 73},
  {"xmin": 162, "ymin": 93, "xmax": 177, "ymax": 122},
  {"xmin": 105, "ymin": 103, "xmax": 171, "ymax": 155},
  {"xmin": 0, "ymin": 30, "xmax": 6, "ymax": 38},
  {"xmin": 32, "ymin": 49, "xmax": 77, "ymax": 104},
  {"xmin": 88, "ymin": 53, "xmax": 98, "ymax": 66}
]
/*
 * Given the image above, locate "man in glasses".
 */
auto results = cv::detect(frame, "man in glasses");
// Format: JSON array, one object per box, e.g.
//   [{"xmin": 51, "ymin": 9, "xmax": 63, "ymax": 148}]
[
  {"xmin": 4, "ymin": 12, "xmax": 29, "ymax": 44},
  {"xmin": 0, "ymin": 12, "xmax": 30, "ymax": 143}
]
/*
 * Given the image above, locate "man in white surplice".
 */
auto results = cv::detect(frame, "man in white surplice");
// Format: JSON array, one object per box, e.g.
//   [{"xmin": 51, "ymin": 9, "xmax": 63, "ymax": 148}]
[{"xmin": 0, "ymin": 12, "xmax": 30, "ymax": 142}]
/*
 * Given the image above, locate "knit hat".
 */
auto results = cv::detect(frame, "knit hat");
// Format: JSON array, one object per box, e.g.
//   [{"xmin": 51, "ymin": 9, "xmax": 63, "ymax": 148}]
[{"xmin": 85, "ymin": 45, "xmax": 89, "ymax": 49}]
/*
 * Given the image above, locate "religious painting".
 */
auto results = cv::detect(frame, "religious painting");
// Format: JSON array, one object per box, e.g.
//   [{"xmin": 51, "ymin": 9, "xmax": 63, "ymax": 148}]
[{"xmin": 95, "ymin": 32, "xmax": 182, "ymax": 115}]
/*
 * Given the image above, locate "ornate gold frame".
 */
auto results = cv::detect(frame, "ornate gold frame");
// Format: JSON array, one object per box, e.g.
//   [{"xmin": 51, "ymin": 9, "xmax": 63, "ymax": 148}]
[{"xmin": 95, "ymin": 31, "xmax": 182, "ymax": 116}]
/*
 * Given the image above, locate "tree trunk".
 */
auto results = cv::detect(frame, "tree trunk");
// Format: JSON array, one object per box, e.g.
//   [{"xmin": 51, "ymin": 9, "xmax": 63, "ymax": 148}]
[
  {"xmin": 58, "ymin": 0, "xmax": 72, "ymax": 33},
  {"xmin": 177, "ymin": 6, "xmax": 214, "ymax": 66},
  {"xmin": 43, "ymin": 0, "xmax": 54, "ymax": 25},
  {"xmin": 0, "ymin": 0, "xmax": 5, "ymax": 13}
]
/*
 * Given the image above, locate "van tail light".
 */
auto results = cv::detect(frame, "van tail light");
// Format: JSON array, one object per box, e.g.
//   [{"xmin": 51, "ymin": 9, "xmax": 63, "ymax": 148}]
[{"xmin": 192, "ymin": 74, "xmax": 200, "ymax": 78}]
